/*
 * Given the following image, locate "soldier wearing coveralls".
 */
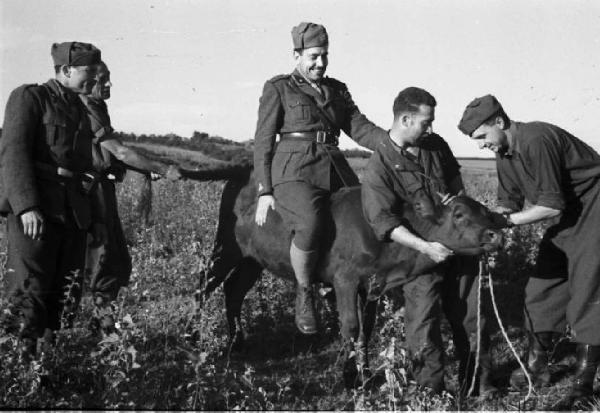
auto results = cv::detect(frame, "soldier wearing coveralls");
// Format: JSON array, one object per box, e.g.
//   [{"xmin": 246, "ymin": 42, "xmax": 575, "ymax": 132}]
[
  {"xmin": 362, "ymin": 87, "xmax": 496, "ymax": 394},
  {"xmin": 0, "ymin": 42, "xmax": 103, "ymax": 357},
  {"xmin": 80, "ymin": 61, "xmax": 180, "ymax": 335},
  {"xmin": 459, "ymin": 94, "xmax": 600, "ymax": 406},
  {"xmin": 253, "ymin": 22, "xmax": 388, "ymax": 334}
]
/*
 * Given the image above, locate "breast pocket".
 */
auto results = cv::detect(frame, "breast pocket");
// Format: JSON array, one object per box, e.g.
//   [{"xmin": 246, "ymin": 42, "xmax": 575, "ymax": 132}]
[
  {"xmin": 287, "ymin": 100, "xmax": 311, "ymax": 121},
  {"xmin": 42, "ymin": 111, "xmax": 68, "ymax": 146},
  {"xmin": 395, "ymin": 169, "xmax": 425, "ymax": 197}
]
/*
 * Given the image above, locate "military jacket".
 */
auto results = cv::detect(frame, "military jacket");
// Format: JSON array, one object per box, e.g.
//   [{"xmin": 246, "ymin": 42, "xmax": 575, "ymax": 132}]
[
  {"xmin": 0, "ymin": 79, "xmax": 97, "ymax": 229},
  {"xmin": 496, "ymin": 121, "xmax": 600, "ymax": 212},
  {"xmin": 253, "ymin": 69, "xmax": 388, "ymax": 195},
  {"xmin": 362, "ymin": 134, "xmax": 461, "ymax": 241}
]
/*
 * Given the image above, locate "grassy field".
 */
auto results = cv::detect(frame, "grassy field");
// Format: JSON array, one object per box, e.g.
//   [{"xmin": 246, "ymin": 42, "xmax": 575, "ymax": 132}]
[{"xmin": 0, "ymin": 148, "xmax": 596, "ymax": 410}]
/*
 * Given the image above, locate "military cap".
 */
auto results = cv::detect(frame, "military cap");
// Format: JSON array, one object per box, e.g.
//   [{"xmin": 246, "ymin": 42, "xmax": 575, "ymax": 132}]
[
  {"xmin": 51, "ymin": 41, "xmax": 101, "ymax": 66},
  {"xmin": 291, "ymin": 22, "xmax": 328, "ymax": 50},
  {"xmin": 458, "ymin": 94, "xmax": 504, "ymax": 136}
]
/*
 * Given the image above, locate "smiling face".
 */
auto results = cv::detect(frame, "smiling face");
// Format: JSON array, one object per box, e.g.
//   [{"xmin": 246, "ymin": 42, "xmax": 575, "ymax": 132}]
[
  {"xmin": 471, "ymin": 117, "xmax": 509, "ymax": 154},
  {"xmin": 294, "ymin": 46, "xmax": 328, "ymax": 82}
]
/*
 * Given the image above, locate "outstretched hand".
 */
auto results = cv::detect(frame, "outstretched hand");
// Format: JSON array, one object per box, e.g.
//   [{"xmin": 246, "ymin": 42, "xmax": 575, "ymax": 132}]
[{"xmin": 255, "ymin": 195, "xmax": 276, "ymax": 226}]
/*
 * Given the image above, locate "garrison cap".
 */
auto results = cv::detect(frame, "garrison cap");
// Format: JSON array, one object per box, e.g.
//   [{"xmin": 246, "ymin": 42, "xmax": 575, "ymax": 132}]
[
  {"xmin": 458, "ymin": 94, "xmax": 504, "ymax": 136},
  {"xmin": 51, "ymin": 41, "xmax": 101, "ymax": 66},
  {"xmin": 291, "ymin": 22, "xmax": 328, "ymax": 50}
]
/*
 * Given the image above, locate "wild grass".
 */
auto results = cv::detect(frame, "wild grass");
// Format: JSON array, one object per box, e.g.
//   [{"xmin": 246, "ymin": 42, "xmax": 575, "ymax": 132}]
[{"xmin": 0, "ymin": 157, "xmax": 596, "ymax": 410}]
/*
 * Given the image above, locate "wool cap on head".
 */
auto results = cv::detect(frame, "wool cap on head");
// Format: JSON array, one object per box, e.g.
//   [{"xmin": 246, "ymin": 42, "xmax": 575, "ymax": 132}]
[
  {"xmin": 458, "ymin": 94, "xmax": 504, "ymax": 136},
  {"xmin": 51, "ymin": 41, "xmax": 101, "ymax": 66},
  {"xmin": 291, "ymin": 22, "xmax": 328, "ymax": 50}
]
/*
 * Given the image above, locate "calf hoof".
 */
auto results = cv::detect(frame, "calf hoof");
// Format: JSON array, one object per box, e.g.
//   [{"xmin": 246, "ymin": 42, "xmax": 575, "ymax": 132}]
[{"xmin": 343, "ymin": 359, "xmax": 359, "ymax": 389}]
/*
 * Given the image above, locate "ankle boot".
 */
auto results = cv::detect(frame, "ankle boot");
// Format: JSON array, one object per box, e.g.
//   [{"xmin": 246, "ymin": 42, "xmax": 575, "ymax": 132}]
[
  {"xmin": 552, "ymin": 343, "xmax": 600, "ymax": 410},
  {"xmin": 295, "ymin": 285, "xmax": 317, "ymax": 335},
  {"xmin": 290, "ymin": 243, "xmax": 319, "ymax": 335},
  {"xmin": 510, "ymin": 331, "xmax": 555, "ymax": 389},
  {"xmin": 570, "ymin": 344, "xmax": 600, "ymax": 403},
  {"xmin": 478, "ymin": 353, "xmax": 499, "ymax": 397},
  {"xmin": 459, "ymin": 352, "xmax": 498, "ymax": 398}
]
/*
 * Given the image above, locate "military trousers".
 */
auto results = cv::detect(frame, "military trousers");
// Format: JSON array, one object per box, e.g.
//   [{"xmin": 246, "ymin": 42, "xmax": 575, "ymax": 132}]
[
  {"xmin": 402, "ymin": 272, "xmax": 445, "ymax": 391},
  {"xmin": 86, "ymin": 179, "xmax": 132, "ymax": 302},
  {"xmin": 441, "ymin": 256, "xmax": 491, "ymax": 389},
  {"xmin": 3, "ymin": 213, "xmax": 87, "ymax": 339},
  {"xmin": 526, "ymin": 182, "xmax": 600, "ymax": 345},
  {"xmin": 273, "ymin": 180, "xmax": 342, "ymax": 251}
]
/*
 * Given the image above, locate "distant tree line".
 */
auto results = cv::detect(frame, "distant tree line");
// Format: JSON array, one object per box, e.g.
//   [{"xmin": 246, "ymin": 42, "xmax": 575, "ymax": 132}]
[
  {"xmin": 0, "ymin": 127, "xmax": 370, "ymax": 162},
  {"xmin": 115, "ymin": 130, "xmax": 254, "ymax": 163}
]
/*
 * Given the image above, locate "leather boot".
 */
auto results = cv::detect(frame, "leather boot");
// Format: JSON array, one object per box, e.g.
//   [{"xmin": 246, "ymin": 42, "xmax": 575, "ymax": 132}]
[
  {"xmin": 569, "ymin": 344, "xmax": 600, "ymax": 407},
  {"xmin": 290, "ymin": 243, "xmax": 318, "ymax": 335},
  {"xmin": 510, "ymin": 331, "xmax": 556, "ymax": 389},
  {"xmin": 459, "ymin": 352, "xmax": 498, "ymax": 398}
]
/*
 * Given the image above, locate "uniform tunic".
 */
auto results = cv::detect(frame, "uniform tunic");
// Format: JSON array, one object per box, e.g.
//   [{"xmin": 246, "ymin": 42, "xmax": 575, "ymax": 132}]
[
  {"xmin": 495, "ymin": 121, "xmax": 600, "ymax": 344},
  {"xmin": 361, "ymin": 133, "xmax": 484, "ymax": 390},
  {"xmin": 253, "ymin": 70, "xmax": 387, "ymax": 250},
  {"xmin": 0, "ymin": 79, "xmax": 98, "ymax": 338},
  {"xmin": 80, "ymin": 96, "xmax": 132, "ymax": 302}
]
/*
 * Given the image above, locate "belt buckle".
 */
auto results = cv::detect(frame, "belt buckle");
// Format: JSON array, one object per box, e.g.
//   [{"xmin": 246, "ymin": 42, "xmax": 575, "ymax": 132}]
[
  {"xmin": 316, "ymin": 131, "xmax": 326, "ymax": 144},
  {"xmin": 57, "ymin": 167, "xmax": 74, "ymax": 178}
]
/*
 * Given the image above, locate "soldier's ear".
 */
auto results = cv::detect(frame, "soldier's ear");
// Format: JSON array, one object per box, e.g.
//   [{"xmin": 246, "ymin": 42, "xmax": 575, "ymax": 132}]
[
  {"xmin": 496, "ymin": 116, "xmax": 506, "ymax": 130},
  {"xmin": 400, "ymin": 113, "xmax": 412, "ymax": 128},
  {"xmin": 60, "ymin": 65, "xmax": 71, "ymax": 77}
]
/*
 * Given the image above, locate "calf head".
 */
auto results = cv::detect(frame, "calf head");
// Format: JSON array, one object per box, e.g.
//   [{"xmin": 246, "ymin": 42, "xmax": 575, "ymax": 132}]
[{"xmin": 429, "ymin": 195, "xmax": 503, "ymax": 255}]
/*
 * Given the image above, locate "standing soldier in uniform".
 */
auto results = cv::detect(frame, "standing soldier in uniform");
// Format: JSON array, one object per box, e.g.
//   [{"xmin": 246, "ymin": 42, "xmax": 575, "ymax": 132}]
[
  {"xmin": 253, "ymin": 22, "xmax": 388, "ymax": 334},
  {"xmin": 362, "ymin": 87, "xmax": 497, "ymax": 394},
  {"xmin": 80, "ymin": 61, "xmax": 181, "ymax": 336},
  {"xmin": 0, "ymin": 42, "xmax": 104, "ymax": 358},
  {"xmin": 458, "ymin": 94, "xmax": 600, "ymax": 407}
]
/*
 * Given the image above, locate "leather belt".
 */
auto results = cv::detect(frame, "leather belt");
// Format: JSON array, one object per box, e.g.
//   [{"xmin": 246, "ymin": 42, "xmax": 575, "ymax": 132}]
[
  {"xmin": 280, "ymin": 131, "xmax": 339, "ymax": 146},
  {"xmin": 34, "ymin": 162, "xmax": 97, "ymax": 184}
]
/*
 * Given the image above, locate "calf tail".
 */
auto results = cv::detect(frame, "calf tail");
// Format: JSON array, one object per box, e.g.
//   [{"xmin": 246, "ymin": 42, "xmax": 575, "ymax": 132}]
[{"xmin": 136, "ymin": 173, "xmax": 153, "ymax": 225}]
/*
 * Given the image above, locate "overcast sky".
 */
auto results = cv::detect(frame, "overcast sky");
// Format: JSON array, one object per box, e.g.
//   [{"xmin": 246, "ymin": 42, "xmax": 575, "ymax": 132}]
[{"xmin": 2, "ymin": 0, "xmax": 600, "ymax": 156}]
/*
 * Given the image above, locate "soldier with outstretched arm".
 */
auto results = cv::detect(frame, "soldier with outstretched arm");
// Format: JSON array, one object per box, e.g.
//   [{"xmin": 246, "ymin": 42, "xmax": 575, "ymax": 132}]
[
  {"xmin": 253, "ymin": 22, "xmax": 388, "ymax": 334},
  {"xmin": 0, "ymin": 42, "xmax": 104, "ymax": 358},
  {"xmin": 458, "ymin": 95, "xmax": 600, "ymax": 408},
  {"xmin": 79, "ymin": 61, "xmax": 181, "ymax": 335}
]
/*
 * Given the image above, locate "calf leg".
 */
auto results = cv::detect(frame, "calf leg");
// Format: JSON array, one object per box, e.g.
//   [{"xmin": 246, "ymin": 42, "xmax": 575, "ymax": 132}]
[
  {"xmin": 359, "ymin": 290, "xmax": 378, "ymax": 350},
  {"xmin": 224, "ymin": 258, "xmax": 263, "ymax": 352},
  {"xmin": 334, "ymin": 277, "xmax": 362, "ymax": 388},
  {"xmin": 196, "ymin": 252, "xmax": 237, "ymax": 306}
]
